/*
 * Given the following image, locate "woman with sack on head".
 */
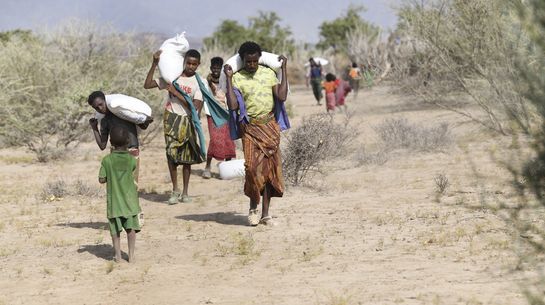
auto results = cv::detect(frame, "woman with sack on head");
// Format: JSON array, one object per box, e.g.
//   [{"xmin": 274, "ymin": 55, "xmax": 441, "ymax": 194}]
[{"xmin": 224, "ymin": 41, "xmax": 289, "ymax": 226}]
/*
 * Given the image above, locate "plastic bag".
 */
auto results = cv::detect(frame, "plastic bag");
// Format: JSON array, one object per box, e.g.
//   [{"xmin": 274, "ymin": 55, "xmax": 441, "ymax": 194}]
[
  {"xmin": 304, "ymin": 57, "xmax": 329, "ymax": 67},
  {"xmin": 218, "ymin": 159, "xmax": 246, "ymax": 180},
  {"xmin": 219, "ymin": 52, "xmax": 285, "ymax": 91},
  {"xmin": 95, "ymin": 94, "xmax": 152, "ymax": 124},
  {"xmin": 158, "ymin": 32, "xmax": 190, "ymax": 83}
]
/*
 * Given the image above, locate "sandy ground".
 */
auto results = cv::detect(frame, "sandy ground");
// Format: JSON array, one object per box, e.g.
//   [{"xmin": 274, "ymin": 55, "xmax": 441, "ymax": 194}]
[{"xmin": 0, "ymin": 84, "xmax": 528, "ymax": 305}]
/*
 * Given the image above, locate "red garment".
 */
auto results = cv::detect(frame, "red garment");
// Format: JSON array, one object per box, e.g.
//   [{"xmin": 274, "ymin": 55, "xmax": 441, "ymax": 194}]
[
  {"xmin": 207, "ymin": 116, "xmax": 236, "ymax": 161},
  {"xmin": 335, "ymin": 79, "xmax": 352, "ymax": 106},
  {"xmin": 326, "ymin": 92, "xmax": 336, "ymax": 111}
]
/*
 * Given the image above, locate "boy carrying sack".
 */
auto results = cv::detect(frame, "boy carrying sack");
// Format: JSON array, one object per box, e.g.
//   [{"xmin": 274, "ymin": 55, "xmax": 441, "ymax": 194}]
[{"xmin": 98, "ymin": 126, "xmax": 141, "ymax": 263}]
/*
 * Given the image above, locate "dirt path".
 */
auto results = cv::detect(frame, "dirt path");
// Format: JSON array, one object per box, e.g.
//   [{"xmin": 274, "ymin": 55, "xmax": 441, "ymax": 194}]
[{"xmin": 0, "ymin": 85, "xmax": 525, "ymax": 304}]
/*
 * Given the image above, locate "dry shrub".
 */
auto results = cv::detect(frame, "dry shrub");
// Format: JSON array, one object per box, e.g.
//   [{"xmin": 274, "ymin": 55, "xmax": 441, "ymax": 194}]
[
  {"xmin": 354, "ymin": 146, "xmax": 388, "ymax": 166},
  {"xmin": 374, "ymin": 118, "xmax": 452, "ymax": 152},
  {"xmin": 41, "ymin": 178, "xmax": 102, "ymax": 201},
  {"xmin": 0, "ymin": 20, "xmax": 164, "ymax": 161},
  {"xmin": 72, "ymin": 179, "xmax": 101, "ymax": 197},
  {"xmin": 434, "ymin": 173, "xmax": 450, "ymax": 195},
  {"xmin": 282, "ymin": 114, "xmax": 355, "ymax": 186},
  {"xmin": 393, "ymin": 0, "xmax": 536, "ymax": 135},
  {"xmin": 346, "ymin": 24, "xmax": 391, "ymax": 81},
  {"xmin": 395, "ymin": 1, "xmax": 545, "ymax": 301},
  {"xmin": 41, "ymin": 179, "xmax": 68, "ymax": 201}
]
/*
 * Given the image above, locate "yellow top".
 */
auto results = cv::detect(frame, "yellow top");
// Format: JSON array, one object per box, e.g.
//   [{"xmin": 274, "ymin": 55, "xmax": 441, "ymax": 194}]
[{"xmin": 233, "ymin": 65, "xmax": 278, "ymax": 118}]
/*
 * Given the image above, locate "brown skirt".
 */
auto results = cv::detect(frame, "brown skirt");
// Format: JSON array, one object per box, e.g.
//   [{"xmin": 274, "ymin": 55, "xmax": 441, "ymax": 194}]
[{"xmin": 241, "ymin": 119, "xmax": 284, "ymax": 203}]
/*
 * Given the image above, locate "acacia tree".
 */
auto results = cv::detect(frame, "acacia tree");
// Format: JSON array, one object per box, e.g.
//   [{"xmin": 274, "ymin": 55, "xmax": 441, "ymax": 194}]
[
  {"xmin": 203, "ymin": 11, "xmax": 295, "ymax": 54},
  {"xmin": 202, "ymin": 20, "xmax": 247, "ymax": 54},
  {"xmin": 394, "ymin": 0, "xmax": 532, "ymax": 135},
  {"xmin": 247, "ymin": 12, "xmax": 295, "ymax": 54},
  {"xmin": 0, "ymin": 29, "xmax": 34, "ymax": 43},
  {"xmin": 500, "ymin": 0, "xmax": 545, "ymax": 303},
  {"xmin": 317, "ymin": 4, "xmax": 380, "ymax": 53}
]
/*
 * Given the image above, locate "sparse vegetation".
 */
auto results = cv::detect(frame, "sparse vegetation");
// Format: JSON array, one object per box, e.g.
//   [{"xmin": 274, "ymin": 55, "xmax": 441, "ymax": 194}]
[
  {"xmin": 393, "ymin": 0, "xmax": 535, "ymax": 135},
  {"xmin": 41, "ymin": 179, "xmax": 68, "ymax": 201},
  {"xmin": 41, "ymin": 178, "xmax": 101, "ymax": 201},
  {"xmin": 374, "ymin": 118, "xmax": 452, "ymax": 152},
  {"xmin": 0, "ymin": 21, "xmax": 164, "ymax": 161},
  {"xmin": 2, "ymin": 3, "xmax": 544, "ymax": 303},
  {"xmin": 72, "ymin": 179, "xmax": 101, "ymax": 197},
  {"xmin": 323, "ymin": 294, "xmax": 353, "ymax": 305},
  {"xmin": 282, "ymin": 113, "xmax": 356, "ymax": 185},
  {"xmin": 214, "ymin": 233, "xmax": 261, "ymax": 266},
  {"xmin": 434, "ymin": 173, "xmax": 450, "ymax": 195},
  {"xmin": 42, "ymin": 268, "xmax": 52, "ymax": 276},
  {"xmin": 354, "ymin": 145, "xmax": 388, "ymax": 166},
  {"xmin": 105, "ymin": 262, "xmax": 115, "ymax": 274},
  {"xmin": 300, "ymin": 246, "xmax": 324, "ymax": 263}
]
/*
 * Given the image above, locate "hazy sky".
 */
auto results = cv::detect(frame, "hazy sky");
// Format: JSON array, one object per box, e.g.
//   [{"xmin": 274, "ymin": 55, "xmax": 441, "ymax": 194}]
[{"xmin": 2, "ymin": 0, "xmax": 400, "ymax": 43}]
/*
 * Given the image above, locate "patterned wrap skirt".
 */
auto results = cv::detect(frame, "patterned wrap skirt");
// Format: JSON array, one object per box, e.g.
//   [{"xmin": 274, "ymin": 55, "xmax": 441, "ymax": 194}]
[
  {"xmin": 241, "ymin": 117, "xmax": 284, "ymax": 203},
  {"xmin": 163, "ymin": 110, "xmax": 204, "ymax": 165}
]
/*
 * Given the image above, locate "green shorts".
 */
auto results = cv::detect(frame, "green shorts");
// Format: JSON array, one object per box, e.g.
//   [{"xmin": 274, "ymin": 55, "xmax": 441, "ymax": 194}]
[{"xmin": 108, "ymin": 215, "xmax": 141, "ymax": 235}]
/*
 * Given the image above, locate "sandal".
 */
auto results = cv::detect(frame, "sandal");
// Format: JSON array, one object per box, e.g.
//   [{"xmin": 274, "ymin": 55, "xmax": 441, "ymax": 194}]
[
  {"xmin": 180, "ymin": 195, "xmax": 192, "ymax": 203},
  {"xmin": 202, "ymin": 168, "xmax": 211, "ymax": 179},
  {"xmin": 259, "ymin": 216, "xmax": 276, "ymax": 226},
  {"xmin": 248, "ymin": 209, "xmax": 259, "ymax": 226},
  {"xmin": 168, "ymin": 191, "xmax": 180, "ymax": 205}
]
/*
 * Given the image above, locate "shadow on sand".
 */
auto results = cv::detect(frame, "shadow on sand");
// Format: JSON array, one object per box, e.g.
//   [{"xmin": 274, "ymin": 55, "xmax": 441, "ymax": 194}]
[
  {"xmin": 191, "ymin": 168, "xmax": 221, "ymax": 179},
  {"xmin": 57, "ymin": 222, "xmax": 108, "ymax": 230},
  {"xmin": 77, "ymin": 244, "xmax": 128, "ymax": 261},
  {"xmin": 138, "ymin": 191, "xmax": 170, "ymax": 203},
  {"xmin": 176, "ymin": 211, "xmax": 247, "ymax": 226}
]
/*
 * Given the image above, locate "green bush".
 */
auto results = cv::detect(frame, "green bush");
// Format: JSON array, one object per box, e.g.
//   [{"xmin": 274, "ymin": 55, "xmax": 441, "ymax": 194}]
[{"xmin": 203, "ymin": 11, "xmax": 295, "ymax": 55}]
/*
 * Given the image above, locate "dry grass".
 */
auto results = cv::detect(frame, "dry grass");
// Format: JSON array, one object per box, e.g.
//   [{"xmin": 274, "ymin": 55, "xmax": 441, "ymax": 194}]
[
  {"xmin": 0, "ymin": 155, "xmax": 34, "ymax": 164},
  {"xmin": 214, "ymin": 233, "xmax": 261, "ymax": 266},
  {"xmin": 105, "ymin": 262, "xmax": 115, "ymax": 274},
  {"xmin": 374, "ymin": 118, "xmax": 452, "ymax": 152},
  {"xmin": 38, "ymin": 238, "xmax": 79, "ymax": 248},
  {"xmin": 354, "ymin": 146, "xmax": 388, "ymax": 166},
  {"xmin": 300, "ymin": 245, "xmax": 324, "ymax": 263},
  {"xmin": 72, "ymin": 179, "xmax": 101, "ymax": 197},
  {"xmin": 41, "ymin": 179, "xmax": 68, "ymax": 201},
  {"xmin": 323, "ymin": 294, "xmax": 353, "ymax": 305},
  {"xmin": 41, "ymin": 178, "xmax": 102, "ymax": 201}
]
